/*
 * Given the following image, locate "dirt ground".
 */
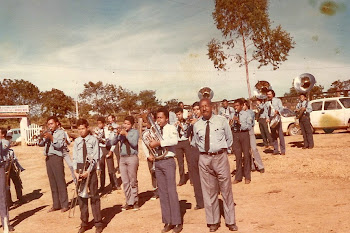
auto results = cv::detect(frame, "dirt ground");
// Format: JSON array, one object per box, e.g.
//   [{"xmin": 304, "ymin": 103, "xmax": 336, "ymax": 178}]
[{"xmin": 6, "ymin": 129, "xmax": 350, "ymax": 233}]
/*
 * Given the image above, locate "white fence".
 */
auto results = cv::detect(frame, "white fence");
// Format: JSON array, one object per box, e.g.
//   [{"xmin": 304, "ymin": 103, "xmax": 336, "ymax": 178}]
[{"xmin": 24, "ymin": 124, "xmax": 42, "ymax": 146}]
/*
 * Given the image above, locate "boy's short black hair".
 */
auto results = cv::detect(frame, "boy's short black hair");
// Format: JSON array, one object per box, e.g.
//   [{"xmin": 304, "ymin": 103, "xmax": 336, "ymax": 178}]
[
  {"xmin": 157, "ymin": 107, "xmax": 169, "ymax": 119},
  {"xmin": 47, "ymin": 116, "xmax": 59, "ymax": 123},
  {"xmin": 192, "ymin": 101, "xmax": 199, "ymax": 108},
  {"xmin": 97, "ymin": 116, "xmax": 106, "ymax": 123},
  {"xmin": 174, "ymin": 107, "xmax": 183, "ymax": 114},
  {"xmin": 76, "ymin": 119, "xmax": 89, "ymax": 127},
  {"xmin": 0, "ymin": 128, "xmax": 7, "ymax": 137},
  {"xmin": 234, "ymin": 98, "xmax": 244, "ymax": 105},
  {"xmin": 125, "ymin": 116, "xmax": 135, "ymax": 125}
]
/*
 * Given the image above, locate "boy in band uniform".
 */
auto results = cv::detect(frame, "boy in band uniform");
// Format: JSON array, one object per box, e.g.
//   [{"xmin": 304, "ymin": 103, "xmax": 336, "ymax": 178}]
[
  {"xmin": 0, "ymin": 128, "xmax": 14, "ymax": 232},
  {"xmin": 38, "ymin": 116, "xmax": 69, "ymax": 213},
  {"xmin": 112, "ymin": 116, "xmax": 140, "ymax": 210},
  {"xmin": 256, "ymin": 98, "xmax": 273, "ymax": 148},
  {"xmin": 95, "ymin": 117, "xmax": 119, "ymax": 191},
  {"xmin": 186, "ymin": 102, "xmax": 204, "ymax": 210},
  {"xmin": 192, "ymin": 98, "xmax": 237, "ymax": 232},
  {"xmin": 242, "ymin": 100, "xmax": 265, "ymax": 173},
  {"xmin": 73, "ymin": 119, "xmax": 103, "ymax": 233},
  {"xmin": 232, "ymin": 99, "xmax": 253, "ymax": 184},
  {"xmin": 174, "ymin": 107, "xmax": 192, "ymax": 186},
  {"xmin": 149, "ymin": 107, "xmax": 183, "ymax": 233},
  {"xmin": 296, "ymin": 93, "xmax": 314, "ymax": 149}
]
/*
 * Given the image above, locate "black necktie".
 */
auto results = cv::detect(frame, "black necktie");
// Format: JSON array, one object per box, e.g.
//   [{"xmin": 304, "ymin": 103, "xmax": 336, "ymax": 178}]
[
  {"xmin": 46, "ymin": 139, "xmax": 51, "ymax": 155},
  {"xmin": 125, "ymin": 138, "xmax": 131, "ymax": 155},
  {"xmin": 268, "ymin": 101, "xmax": 272, "ymax": 117},
  {"xmin": 177, "ymin": 124, "xmax": 182, "ymax": 138},
  {"xmin": 205, "ymin": 121, "xmax": 210, "ymax": 152},
  {"xmin": 0, "ymin": 141, "xmax": 3, "ymax": 163},
  {"xmin": 82, "ymin": 138, "xmax": 87, "ymax": 165}
]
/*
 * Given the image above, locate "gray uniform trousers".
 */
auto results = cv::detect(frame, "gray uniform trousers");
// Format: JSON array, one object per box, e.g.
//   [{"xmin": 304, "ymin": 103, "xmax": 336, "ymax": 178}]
[
  {"xmin": 270, "ymin": 122, "xmax": 286, "ymax": 154},
  {"xmin": 46, "ymin": 154, "xmax": 69, "ymax": 209},
  {"xmin": 175, "ymin": 140, "xmax": 192, "ymax": 184},
  {"xmin": 155, "ymin": 157, "xmax": 182, "ymax": 225},
  {"xmin": 99, "ymin": 147, "xmax": 118, "ymax": 189},
  {"xmin": 119, "ymin": 155, "xmax": 139, "ymax": 205},
  {"xmin": 249, "ymin": 129, "xmax": 264, "ymax": 170},
  {"xmin": 147, "ymin": 159, "xmax": 158, "ymax": 195},
  {"xmin": 78, "ymin": 170, "xmax": 103, "ymax": 228},
  {"xmin": 189, "ymin": 146, "xmax": 204, "ymax": 208},
  {"xmin": 258, "ymin": 118, "xmax": 273, "ymax": 146},
  {"xmin": 233, "ymin": 131, "xmax": 251, "ymax": 181},
  {"xmin": 299, "ymin": 115, "xmax": 314, "ymax": 148},
  {"xmin": 198, "ymin": 151, "xmax": 236, "ymax": 225},
  {"xmin": 0, "ymin": 166, "xmax": 10, "ymax": 228}
]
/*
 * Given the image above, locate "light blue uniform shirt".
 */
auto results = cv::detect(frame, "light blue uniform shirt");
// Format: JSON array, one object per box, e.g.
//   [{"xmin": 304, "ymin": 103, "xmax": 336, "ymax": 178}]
[
  {"xmin": 235, "ymin": 110, "xmax": 253, "ymax": 131},
  {"xmin": 218, "ymin": 106, "xmax": 234, "ymax": 121},
  {"xmin": 114, "ymin": 128, "xmax": 139, "ymax": 156},
  {"xmin": 0, "ymin": 139, "xmax": 10, "ymax": 164},
  {"xmin": 73, "ymin": 134, "xmax": 100, "ymax": 172},
  {"xmin": 258, "ymin": 102, "xmax": 269, "ymax": 119},
  {"xmin": 296, "ymin": 100, "xmax": 312, "ymax": 114},
  {"xmin": 38, "ymin": 129, "xmax": 65, "ymax": 157},
  {"xmin": 192, "ymin": 114, "xmax": 233, "ymax": 153},
  {"xmin": 267, "ymin": 97, "xmax": 283, "ymax": 117},
  {"xmin": 246, "ymin": 109, "xmax": 256, "ymax": 127}
]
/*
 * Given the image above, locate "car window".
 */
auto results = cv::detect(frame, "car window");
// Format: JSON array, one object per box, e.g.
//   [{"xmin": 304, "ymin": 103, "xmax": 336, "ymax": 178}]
[
  {"xmin": 324, "ymin": 100, "xmax": 342, "ymax": 110},
  {"xmin": 311, "ymin": 101, "xmax": 323, "ymax": 111},
  {"xmin": 340, "ymin": 98, "xmax": 350, "ymax": 108}
]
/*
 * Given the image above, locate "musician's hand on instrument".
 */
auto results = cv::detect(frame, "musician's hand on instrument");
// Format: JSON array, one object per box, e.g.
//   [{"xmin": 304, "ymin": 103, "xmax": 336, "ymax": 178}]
[
  {"xmin": 120, "ymin": 129, "xmax": 127, "ymax": 136},
  {"xmin": 148, "ymin": 154, "xmax": 155, "ymax": 162},
  {"xmin": 80, "ymin": 171, "xmax": 89, "ymax": 179},
  {"xmin": 266, "ymin": 118, "xmax": 270, "ymax": 123},
  {"xmin": 190, "ymin": 118, "xmax": 198, "ymax": 125},
  {"xmin": 44, "ymin": 132, "xmax": 53, "ymax": 141},
  {"xmin": 74, "ymin": 172, "xmax": 80, "ymax": 182},
  {"xmin": 149, "ymin": 140, "xmax": 160, "ymax": 148},
  {"xmin": 106, "ymin": 151, "xmax": 113, "ymax": 158}
]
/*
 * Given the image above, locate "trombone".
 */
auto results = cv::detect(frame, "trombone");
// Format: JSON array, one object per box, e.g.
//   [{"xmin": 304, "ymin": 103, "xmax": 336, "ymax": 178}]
[{"xmin": 68, "ymin": 158, "xmax": 93, "ymax": 218}]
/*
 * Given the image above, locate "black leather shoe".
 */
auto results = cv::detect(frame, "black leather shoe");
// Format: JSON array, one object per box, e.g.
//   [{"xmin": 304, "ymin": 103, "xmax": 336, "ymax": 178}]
[
  {"xmin": 272, "ymin": 152, "xmax": 279, "ymax": 155},
  {"xmin": 161, "ymin": 224, "xmax": 173, "ymax": 233},
  {"xmin": 227, "ymin": 224, "xmax": 238, "ymax": 231},
  {"xmin": 95, "ymin": 226, "xmax": 103, "ymax": 233},
  {"xmin": 61, "ymin": 207, "xmax": 70, "ymax": 213},
  {"xmin": 8, "ymin": 225, "xmax": 15, "ymax": 232},
  {"xmin": 194, "ymin": 205, "xmax": 204, "ymax": 210},
  {"xmin": 259, "ymin": 168, "xmax": 265, "ymax": 173},
  {"xmin": 172, "ymin": 224, "xmax": 183, "ymax": 233},
  {"xmin": 209, "ymin": 223, "xmax": 220, "ymax": 232},
  {"xmin": 78, "ymin": 226, "xmax": 87, "ymax": 233},
  {"xmin": 47, "ymin": 207, "xmax": 59, "ymax": 213}
]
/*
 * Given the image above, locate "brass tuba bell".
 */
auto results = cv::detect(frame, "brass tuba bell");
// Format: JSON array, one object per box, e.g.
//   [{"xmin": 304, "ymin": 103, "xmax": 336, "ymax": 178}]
[
  {"xmin": 198, "ymin": 87, "xmax": 214, "ymax": 100},
  {"xmin": 293, "ymin": 73, "xmax": 316, "ymax": 94},
  {"xmin": 253, "ymin": 80, "xmax": 272, "ymax": 99}
]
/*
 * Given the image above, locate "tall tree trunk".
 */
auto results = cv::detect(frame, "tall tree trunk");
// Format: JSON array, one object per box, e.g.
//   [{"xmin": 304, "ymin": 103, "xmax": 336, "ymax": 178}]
[{"xmin": 242, "ymin": 33, "xmax": 252, "ymax": 100}]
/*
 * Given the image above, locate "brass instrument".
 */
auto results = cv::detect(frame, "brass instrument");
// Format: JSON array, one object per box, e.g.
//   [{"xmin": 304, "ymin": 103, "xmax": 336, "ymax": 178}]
[
  {"xmin": 198, "ymin": 87, "xmax": 214, "ymax": 100},
  {"xmin": 93, "ymin": 127, "xmax": 106, "ymax": 144},
  {"xmin": 293, "ymin": 73, "xmax": 316, "ymax": 120},
  {"xmin": 32, "ymin": 129, "xmax": 51, "ymax": 141},
  {"xmin": 141, "ymin": 113, "xmax": 168, "ymax": 160},
  {"xmin": 68, "ymin": 156, "xmax": 94, "ymax": 218},
  {"xmin": 253, "ymin": 80, "xmax": 272, "ymax": 99},
  {"xmin": 270, "ymin": 114, "xmax": 281, "ymax": 128}
]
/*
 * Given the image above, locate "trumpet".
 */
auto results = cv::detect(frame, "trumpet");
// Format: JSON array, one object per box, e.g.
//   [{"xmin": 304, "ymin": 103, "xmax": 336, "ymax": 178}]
[{"xmin": 32, "ymin": 129, "xmax": 52, "ymax": 141}]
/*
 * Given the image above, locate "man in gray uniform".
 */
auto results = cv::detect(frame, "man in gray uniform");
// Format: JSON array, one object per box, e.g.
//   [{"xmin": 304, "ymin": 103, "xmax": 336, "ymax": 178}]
[
  {"xmin": 0, "ymin": 128, "xmax": 14, "ymax": 232},
  {"xmin": 296, "ymin": 93, "xmax": 314, "ymax": 149},
  {"xmin": 256, "ymin": 98, "xmax": 273, "ymax": 148},
  {"xmin": 266, "ymin": 90, "xmax": 286, "ymax": 155},
  {"xmin": 192, "ymin": 98, "xmax": 238, "ymax": 232},
  {"xmin": 38, "ymin": 116, "xmax": 69, "ymax": 213}
]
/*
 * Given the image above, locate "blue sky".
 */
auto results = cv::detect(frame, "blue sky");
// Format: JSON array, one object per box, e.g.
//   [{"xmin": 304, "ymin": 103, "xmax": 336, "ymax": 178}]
[{"xmin": 0, "ymin": 0, "xmax": 349, "ymax": 105}]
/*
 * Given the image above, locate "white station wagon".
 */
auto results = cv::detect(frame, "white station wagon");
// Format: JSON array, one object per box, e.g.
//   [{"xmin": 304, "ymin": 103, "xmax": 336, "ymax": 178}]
[{"xmin": 309, "ymin": 97, "xmax": 350, "ymax": 133}]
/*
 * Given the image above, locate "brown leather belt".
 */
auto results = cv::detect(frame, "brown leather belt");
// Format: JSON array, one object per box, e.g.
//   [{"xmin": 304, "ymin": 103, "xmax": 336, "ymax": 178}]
[{"xmin": 200, "ymin": 148, "xmax": 227, "ymax": 156}]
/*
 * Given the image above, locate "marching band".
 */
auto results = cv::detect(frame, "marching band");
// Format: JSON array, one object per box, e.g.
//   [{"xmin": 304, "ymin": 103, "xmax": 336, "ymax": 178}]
[{"xmin": 0, "ymin": 78, "xmax": 319, "ymax": 233}]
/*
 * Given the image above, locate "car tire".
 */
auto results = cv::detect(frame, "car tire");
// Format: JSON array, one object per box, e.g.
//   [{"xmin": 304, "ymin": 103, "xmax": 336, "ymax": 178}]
[
  {"xmin": 287, "ymin": 123, "xmax": 301, "ymax": 136},
  {"xmin": 323, "ymin": 128, "xmax": 335, "ymax": 134}
]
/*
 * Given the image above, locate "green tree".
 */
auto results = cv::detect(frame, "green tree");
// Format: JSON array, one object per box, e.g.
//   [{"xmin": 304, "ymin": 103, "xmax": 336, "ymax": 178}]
[
  {"xmin": 0, "ymin": 79, "xmax": 41, "ymax": 116},
  {"xmin": 208, "ymin": 0, "xmax": 295, "ymax": 98},
  {"xmin": 138, "ymin": 90, "xmax": 160, "ymax": 111},
  {"xmin": 119, "ymin": 88, "xmax": 138, "ymax": 115},
  {"xmin": 164, "ymin": 99, "xmax": 179, "ymax": 110},
  {"xmin": 327, "ymin": 79, "xmax": 350, "ymax": 96},
  {"xmin": 41, "ymin": 88, "xmax": 74, "ymax": 118},
  {"xmin": 79, "ymin": 81, "xmax": 121, "ymax": 116}
]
